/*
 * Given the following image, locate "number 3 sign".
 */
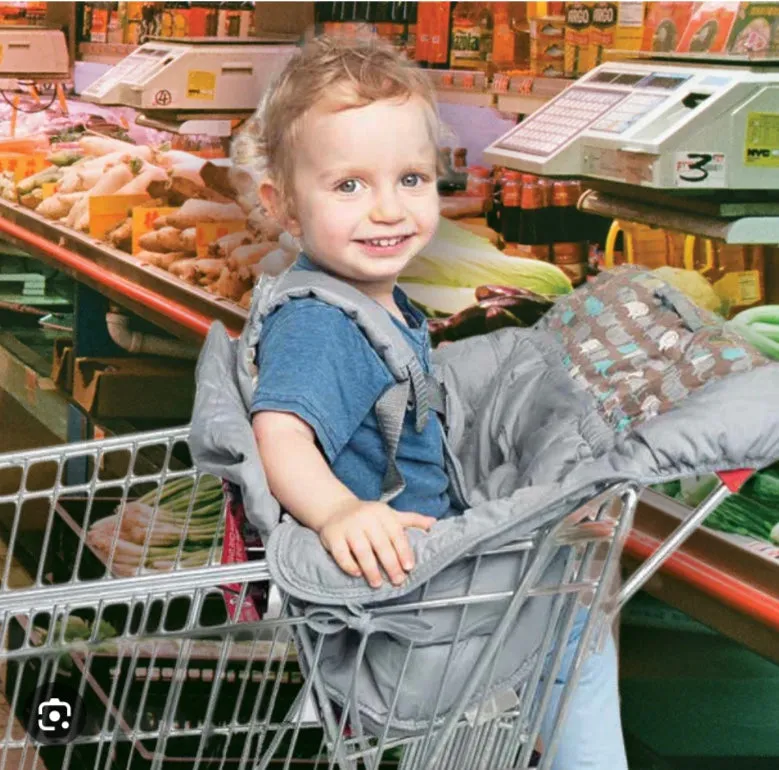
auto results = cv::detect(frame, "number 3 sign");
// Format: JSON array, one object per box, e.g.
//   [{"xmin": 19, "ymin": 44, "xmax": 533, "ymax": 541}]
[{"xmin": 675, "ymin": 152, "xmax": 727, "ymax": 187}]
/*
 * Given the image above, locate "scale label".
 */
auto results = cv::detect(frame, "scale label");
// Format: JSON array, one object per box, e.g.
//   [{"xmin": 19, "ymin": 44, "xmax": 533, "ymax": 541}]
[
  {"xmin": 674, "ymin": 152, "xmax": 727, "ymax": 187},
  {"xmin": 744, "ymin": 112, "xmax": 779, "ymax": 167},
  {"xmin": 187, "ymin": 70, "xmax": 216, "ymax": 101}
]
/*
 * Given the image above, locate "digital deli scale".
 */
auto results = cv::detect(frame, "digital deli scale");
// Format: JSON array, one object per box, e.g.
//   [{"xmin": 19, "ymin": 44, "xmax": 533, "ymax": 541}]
[
  {"xmin": 0, "ymin": 28, "xmax": 69, "ymax": 79},
  {"xmin": 81, "ymin": 37, "xmax": 297, "ymax": 136},
  {"xmin": 484, "ymin": 56, "xmax": 779, "ymax": 243}
]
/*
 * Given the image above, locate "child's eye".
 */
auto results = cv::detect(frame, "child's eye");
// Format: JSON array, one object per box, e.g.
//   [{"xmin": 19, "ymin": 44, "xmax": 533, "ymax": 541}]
[
  {"xmin": 336, "ymin": 179, "xmax": 362, "ymax": 194},
  {"xmin": 400, "ymin": 173, "xmax": 425, "ymax": 188}
]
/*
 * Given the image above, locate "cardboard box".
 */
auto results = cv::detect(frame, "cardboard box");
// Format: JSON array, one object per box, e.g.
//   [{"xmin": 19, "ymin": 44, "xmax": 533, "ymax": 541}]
[
  {"xmin": 677, "ymin": 2, "xmax": 739, "ymax": 53},
  {"xmin": 589, "ymin": 2, "xmax": 646, "ymax": 67},
  {"xmin": 73, "ymin": 357, "xmax": 195, "ymax": 420},
  {"xmin": 642, "ymin": 2, "xmax": 694, "ymax": 52},
  {"xmin": 727, "ymin": 2, "xmax": 779, "ymax": 55},
  {"xmin": 565, "ymin": 3, "xmax": 594, "ymax": 77},
  {"xmin": 51, "ymin": 339, "xmax": 74, "ymax": 393}
]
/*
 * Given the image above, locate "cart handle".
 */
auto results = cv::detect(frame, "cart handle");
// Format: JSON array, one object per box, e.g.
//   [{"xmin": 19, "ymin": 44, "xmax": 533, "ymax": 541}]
[{"xmin": 617, "ymin": 469, "xmax": 754, "ymax": 610}]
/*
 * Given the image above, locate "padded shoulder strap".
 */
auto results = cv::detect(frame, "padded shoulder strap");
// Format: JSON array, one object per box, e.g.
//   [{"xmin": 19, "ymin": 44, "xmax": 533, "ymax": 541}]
[{"xmin": 253, "ymin": 268, "xmax": 440, "ymax": 504}]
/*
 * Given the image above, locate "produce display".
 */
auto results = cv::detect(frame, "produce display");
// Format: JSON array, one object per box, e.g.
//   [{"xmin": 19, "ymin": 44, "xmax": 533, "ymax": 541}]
[
  {"xmin": 727, "ymin": 305, "xmax": 779, "ymax": 361},
  {"xmin": 5, "ymin": 134, "xmax": 298, "ymax": 308},
  {"xmin": 655, "ymin": 464, "xmax": 779, "ymax": 547},
  {"xmin": 85, "ymin": 475, "xmax": 225, "ymax": 576}
]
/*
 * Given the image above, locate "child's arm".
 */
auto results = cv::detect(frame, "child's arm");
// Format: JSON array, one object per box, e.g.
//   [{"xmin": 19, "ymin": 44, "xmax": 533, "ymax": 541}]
[{"xmin": 253, "ymin": 411, "xmax": 434, "ymax": 588}]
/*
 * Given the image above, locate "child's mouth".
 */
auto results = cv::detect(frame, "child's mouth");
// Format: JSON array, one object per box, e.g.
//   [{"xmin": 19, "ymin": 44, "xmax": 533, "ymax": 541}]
[{"xmin": 356, "ymin": 234, "xmax": 413, "ymax": 253}]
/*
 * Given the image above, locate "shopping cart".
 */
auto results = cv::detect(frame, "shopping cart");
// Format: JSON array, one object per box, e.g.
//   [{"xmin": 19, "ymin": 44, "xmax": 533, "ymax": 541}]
[{"xmin": 0, "ymin": 426, "xmax": 756, "ymax": 770}]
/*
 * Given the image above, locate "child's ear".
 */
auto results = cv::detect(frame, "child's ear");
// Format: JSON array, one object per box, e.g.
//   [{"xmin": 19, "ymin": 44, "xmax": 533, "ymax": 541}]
[{"xmin": 258, "ymin": 181, "xmax": 302, "ymax": 237}]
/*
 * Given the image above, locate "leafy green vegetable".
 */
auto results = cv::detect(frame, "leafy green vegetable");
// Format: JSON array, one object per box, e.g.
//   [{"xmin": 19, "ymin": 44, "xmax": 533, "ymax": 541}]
[{"xmin": 403, "ymin": 218, "xmax": 572, "ymax": 298}]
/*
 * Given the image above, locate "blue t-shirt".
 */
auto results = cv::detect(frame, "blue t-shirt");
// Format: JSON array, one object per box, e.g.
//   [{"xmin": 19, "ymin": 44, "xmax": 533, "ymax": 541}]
[{"xmin": 251, "ymin": 254, "xmax": 451, "ymax": 518}]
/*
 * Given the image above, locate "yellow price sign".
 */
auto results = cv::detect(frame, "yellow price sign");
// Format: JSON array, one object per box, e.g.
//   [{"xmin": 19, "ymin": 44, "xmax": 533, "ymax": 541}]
[
  {"xmin": 131, "ymin": 206, "xmax": 178, "ymax": 255},
  {"xmin": 195, "ymin": 220, "xmax": 245, "ymax": 258},
  {"xmin": 40, "ymin": 182, "xmax": 58, "ymax": 199},
  {"xmin": 0, "ymin": 152, "xmax": 50, "ymax": 182},
  {"xmin": 89, "ymin": 194, "xmax": 151, "ymax": 241}
]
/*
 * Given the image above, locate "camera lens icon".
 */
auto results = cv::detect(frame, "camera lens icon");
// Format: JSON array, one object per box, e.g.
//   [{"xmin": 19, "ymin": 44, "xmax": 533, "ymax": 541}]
[
  {"xmin": 38, "ymin": 698, "xmax": 71, "ymax": 732},
  {"xmin": 23, "ymin": 684, "xmax": 86, "ymax": 745}
]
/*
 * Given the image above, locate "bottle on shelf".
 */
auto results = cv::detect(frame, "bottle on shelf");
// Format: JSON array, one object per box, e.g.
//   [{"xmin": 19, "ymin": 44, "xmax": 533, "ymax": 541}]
[
  {"xmin": 453, "ymin": 147, "xmax": 468, "ymax": 170},
  {"xmin": 500, "ymin": 170, "xmax": 523, "ymax": 244},
  {"xmin": 486, "ymin": 166, "xmax": 504, "ymax": 234},
  {"xmin": 516, "ymin": 175, "xmax": 550, "ymax": 259},
  {"xmin": 465, "ymin": 165, "xmax": 494, "ymax": 216},
  {"xmin": 550, "ymin": 180, "xmax": 587, "ymax": 285}
]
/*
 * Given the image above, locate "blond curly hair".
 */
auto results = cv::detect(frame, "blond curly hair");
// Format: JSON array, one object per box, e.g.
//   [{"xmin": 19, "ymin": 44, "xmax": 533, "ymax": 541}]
[{"xmin": 231, "ymin": 35, "xmax": 442, "ymax": 212}]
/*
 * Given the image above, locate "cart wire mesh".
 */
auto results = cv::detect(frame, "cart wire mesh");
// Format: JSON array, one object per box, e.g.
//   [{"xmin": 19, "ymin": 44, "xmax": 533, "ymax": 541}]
[{"xmin": 0, "ymin": 427, "xmax": 643, "ymax": 770}]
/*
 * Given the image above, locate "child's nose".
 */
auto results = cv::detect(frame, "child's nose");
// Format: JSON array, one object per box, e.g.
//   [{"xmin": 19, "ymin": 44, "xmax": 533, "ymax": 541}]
[{"xmin": 370, "ymin": 187, "xmax": 405, "ymax": 223}]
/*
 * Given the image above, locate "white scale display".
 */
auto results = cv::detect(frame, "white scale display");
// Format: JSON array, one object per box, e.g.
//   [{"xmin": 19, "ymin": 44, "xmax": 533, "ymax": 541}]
[{"xmin": 484, "ymin": 60, "xmax": 779, "ymax": 190}]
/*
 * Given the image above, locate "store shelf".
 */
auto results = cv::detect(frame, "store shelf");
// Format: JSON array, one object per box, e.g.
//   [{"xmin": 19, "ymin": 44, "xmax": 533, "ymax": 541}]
[
  {"xmin": 0, "ymin": 332, "xmax": 70, "ymax": 443},
  {"xmin": 624, "ymin": 489, "xmax": 779, "ymax": 663},
  {"xmin": 0, "ymin": 201, "xmax": 245, "ymax": 343},
  {"xmin": 435, "ymin": 88, "xmax": 494, "ymax": 108},
  {"xmin": 580, "ymin": 189, "xmax": 779, "ymax": 244}
]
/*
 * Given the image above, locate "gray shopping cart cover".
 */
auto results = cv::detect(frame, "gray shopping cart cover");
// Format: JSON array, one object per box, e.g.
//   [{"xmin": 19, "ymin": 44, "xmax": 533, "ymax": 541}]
[{"xmin": 191, "ymin": 265, "xmax": 779, "ymax": 734}]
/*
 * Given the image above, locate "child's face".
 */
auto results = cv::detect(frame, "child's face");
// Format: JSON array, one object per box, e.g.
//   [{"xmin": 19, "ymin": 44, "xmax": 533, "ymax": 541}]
[{"xmin": 286, "ymin": 95, "xmax": 439, "ymax": 293}]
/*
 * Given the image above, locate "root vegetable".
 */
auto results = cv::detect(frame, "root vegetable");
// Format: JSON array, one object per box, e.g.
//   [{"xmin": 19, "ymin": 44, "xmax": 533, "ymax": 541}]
[
  {"xmin": 108, "ymin": 218, "xmax": 133, "ymax": 250},
  {"xmin": 116, "ymin": 166, "xmax": 169, "ymax": 196},
  {"xmin": 136, "ymin": 250, "xmax": 190, "ymax": 270},
  {"xmin": 207, "ymin": 266, "xmax": 252, "ymax": 302},
  {"xmin": 79, "ymin": 136, "xmax": 153, "ymax": 159},
  {"xmin": 209, "ymin": 230, "xmax": 252, "ymax": 258},
  {"xmin": 20, "ymin": 190, "xmax": 43, "ymax": 209},
  {"xmin": 37, "ymin": 193, "xmax": 78, "ymax": 220},
  {"xmin": 193, "ymin": 258, "xmax": 226, "ymax": 281},
  {"xmin": 165, "ymin": 199, "xmax": 244, "ymax": 229},
  {"xmin": 227, "ymin": 242, "xmax": 276, "ymax": 271},
  {"xmin": 169, "ymin": 257, "xmax": 199, "ymax": 282},
  {"xmin": 139, "ymin": 226, "xmax": 187, "ymax": 253},
  {"xmin": 180, "ymin": 228, "xmax": 196, "ymax": 252}
]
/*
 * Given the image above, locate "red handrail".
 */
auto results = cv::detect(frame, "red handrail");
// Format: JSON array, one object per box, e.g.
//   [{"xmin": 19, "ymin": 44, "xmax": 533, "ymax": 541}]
[
  {"xmin": 625, "ymin": 530, "xmax": 779, "ymax": 631},
  {"xmin": 0, "ymin": 216, "xmax": 239, "ymax": 339}
]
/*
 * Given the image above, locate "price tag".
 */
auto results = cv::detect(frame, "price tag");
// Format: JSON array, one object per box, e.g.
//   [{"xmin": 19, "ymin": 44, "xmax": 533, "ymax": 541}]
[
  {"xmin": 0, "ymin": 152, "xmax": 50, "ymax": 182},
  {"xmin": 41, "ymin": 182, "xmax": 58, "ymax": 199},
  {"xmin": 89, "ymin": 194, "xmax": 151, "ymax": 240},
  {"xmin": 132, "ymin": 206, "xmax": 178, "ymax": 254},
  {"xmin": 195, "ymin": 220, "xmax": 245, "ymax": 258}
]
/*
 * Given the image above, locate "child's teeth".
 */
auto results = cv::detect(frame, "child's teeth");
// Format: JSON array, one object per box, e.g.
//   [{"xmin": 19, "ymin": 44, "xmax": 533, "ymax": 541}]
[{"xmin": 370, "ymin": 237, "xmax": 402, "ymax": 247}]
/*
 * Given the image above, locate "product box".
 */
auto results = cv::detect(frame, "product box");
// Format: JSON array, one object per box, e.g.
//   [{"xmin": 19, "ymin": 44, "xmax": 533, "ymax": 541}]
[
  {"xmin": 565, "ymin": 2, "xmax": 594, "ymax": 77},
  {"xmin": 727, "ymin": 2, "xmax": 779, "ymax": 55},
  {"xmin": 642, "ymin": 2, "xmax": 695, "ymax": 52},
  {"xmin": 532, "ymin": 16, "xmax": 566, "ymax": 75},
  {"xmin": 492, "ymin": 1, "xmax": 530, "ymax": 66},
  {"xmin": 589, "ymin": 2, "xmax": 646, "ymax": 67},
  {"xmin": 677, "ymin": 2, "xmax": 739, "ymax": 53},
  {"xmin": 73, "ymin": 357, "xmax": 196, "ymax": 420}
]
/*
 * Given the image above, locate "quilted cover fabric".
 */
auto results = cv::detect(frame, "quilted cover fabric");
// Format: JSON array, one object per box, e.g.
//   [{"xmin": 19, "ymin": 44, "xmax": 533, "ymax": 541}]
[{"xmin": 190, "ymin": 265, "xmax": 779, "ymax": 735}]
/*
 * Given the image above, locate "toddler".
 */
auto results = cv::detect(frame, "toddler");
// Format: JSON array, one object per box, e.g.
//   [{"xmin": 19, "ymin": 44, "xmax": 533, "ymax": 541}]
[{"xmin": 245, "ymin": 35, "xmax": 627, "ymax": 770}]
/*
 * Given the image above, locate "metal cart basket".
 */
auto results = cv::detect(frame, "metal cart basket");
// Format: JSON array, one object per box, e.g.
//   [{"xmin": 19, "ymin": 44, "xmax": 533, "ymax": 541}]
[{"xmin": 0, "ymin": 427, "xmax": 754, "ymax": 770}]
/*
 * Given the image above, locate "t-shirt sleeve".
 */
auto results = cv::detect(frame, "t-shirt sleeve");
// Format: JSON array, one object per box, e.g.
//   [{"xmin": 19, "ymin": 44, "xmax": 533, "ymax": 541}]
[{"xmin": 250, "ymin": 301, "xmax": 393, "ymax": 462}]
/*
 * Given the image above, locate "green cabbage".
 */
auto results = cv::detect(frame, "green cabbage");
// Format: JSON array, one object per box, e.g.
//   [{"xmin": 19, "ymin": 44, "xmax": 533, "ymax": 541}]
[
  {"xmin": 653, "ymin": 267, "xmax": 723, "ymax": 314},
  {"xmin": 402, "ymin": 218, "xmax": 572, "ymax": 298},
  {"xmin": 399, "ymin": 283, "xmax": 477, "ymax": 315}
]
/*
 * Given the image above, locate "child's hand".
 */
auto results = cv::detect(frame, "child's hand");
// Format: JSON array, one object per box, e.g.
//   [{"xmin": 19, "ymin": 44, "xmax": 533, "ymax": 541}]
[{"xmin": 318, "ymin": 500, "xmax": 435, "ymax": 588}]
